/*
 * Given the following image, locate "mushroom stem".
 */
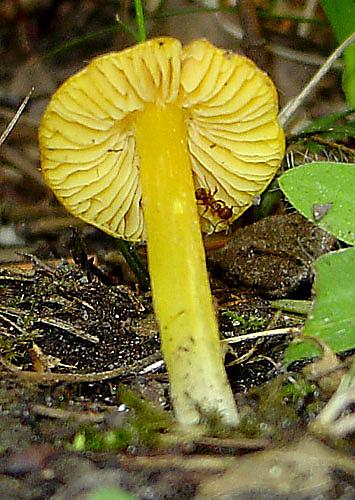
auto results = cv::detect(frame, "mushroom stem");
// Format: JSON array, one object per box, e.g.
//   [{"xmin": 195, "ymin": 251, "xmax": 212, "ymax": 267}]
[{"xmin": 135, "ymin": 103, "xmax": 239, "ymax": 426}]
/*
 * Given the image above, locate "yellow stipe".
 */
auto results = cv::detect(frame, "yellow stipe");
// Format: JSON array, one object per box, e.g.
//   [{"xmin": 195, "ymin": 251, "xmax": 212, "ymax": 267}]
[{"xmin": 135, "ymin": 103, "xmax": 238, "ymax": 426}]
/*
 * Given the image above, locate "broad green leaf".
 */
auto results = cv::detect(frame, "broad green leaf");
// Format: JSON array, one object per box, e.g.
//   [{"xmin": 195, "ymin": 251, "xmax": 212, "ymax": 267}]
[
  {"xmin": 320, "ymin": 1, "xmax": 354, "ymax": 45},
  {"xmin": 279, "ymin": 162, "xmax": 355, "ymax": 245},
  {"xmin": 320, "ymin": 0, "xmax": 355, "ymax": 107},
  {"xmin": 284, "ymin": 247, "xmax": 355, "ymax": 365}
]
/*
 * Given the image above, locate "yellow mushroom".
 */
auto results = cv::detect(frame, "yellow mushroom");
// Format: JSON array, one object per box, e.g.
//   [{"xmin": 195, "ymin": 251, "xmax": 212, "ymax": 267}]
[{"xmin": 39, "ymin": 37, "xmax": 285, "ymax": 427}]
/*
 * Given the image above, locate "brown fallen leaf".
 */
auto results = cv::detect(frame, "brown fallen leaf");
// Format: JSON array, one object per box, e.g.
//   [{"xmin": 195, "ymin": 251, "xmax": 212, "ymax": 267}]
[
  {"xmin": 29, "ymin": 342, "xmax": 76, "ymax": 373},
  {"xmin": 197, "ymin": 437, "xmax": 355, "ymax": 498}
]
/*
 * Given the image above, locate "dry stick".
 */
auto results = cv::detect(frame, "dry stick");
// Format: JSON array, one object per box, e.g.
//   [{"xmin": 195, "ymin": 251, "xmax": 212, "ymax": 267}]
[
  {"xmin": 0, "ymin": 328, "xmax": 298, "ymax": 383},
  {"xmin": 0, "ymin": 87, "xmax": 34, "ymax": 146},
  {"xmin": 222, "ymin": 327, "xmax": 301, "ymax": 346},
  {"xmin": 37, "ymin": 317, "xmax": 99, "ymax": 344},
  {"xmin": 279, "ymin": 31, "xmax": 355, "ymax": 128},
  {"xmin": 0, "ymin": 351, "xmax": 162, "ymax": 384},
  {"xmin": 31, "ymin": 404, "xmax": 106, "ymax": 423},
  {"xmin": 0, "ymin": 313, "xmax": 28, "ymax": 337}
]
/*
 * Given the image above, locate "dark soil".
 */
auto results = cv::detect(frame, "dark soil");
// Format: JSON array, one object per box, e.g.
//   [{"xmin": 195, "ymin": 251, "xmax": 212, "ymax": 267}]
[{"xmin": 1, "ymin": 231, "xmax": 354, "ymax": 499}]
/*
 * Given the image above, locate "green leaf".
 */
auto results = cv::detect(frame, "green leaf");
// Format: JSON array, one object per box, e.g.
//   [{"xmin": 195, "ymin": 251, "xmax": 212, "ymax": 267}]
[
  {"xmin": 343, "ymin": 45, "xmax": 355, "ymax": 107},
  {"xmin": 320, "ymin": 0, "xmax": 355, "ymax": 107},
  {"xmin": 320, "ymin": 1, "xmax": 354, "ymax": 46},
  {"xmin": 88, "ymin": 486, "xmax": 137, "ymax": 500},
  {"xmin": 297, "ymin": 109, "xmax": 355, "ymax": 137},
  {"xmin": 284, "ymin": 247, "xmax": 355, "ymax": 365},
  {"xmin": 278, "ymin": 162, "xmax": 355, "ymax": 245}
]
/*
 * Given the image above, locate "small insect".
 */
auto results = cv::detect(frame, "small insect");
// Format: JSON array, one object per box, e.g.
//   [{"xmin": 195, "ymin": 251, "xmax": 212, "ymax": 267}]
[
  {"xmin": 195, "ymin": 187, "xmax": 233, "ymax": 221},
  {"xmin": 312, "ymin": 202, "xmax": 333, "ymax": 221},
  {"xmin": 195, "ymin": 187, "xmax": 216, "ymax": 207}
]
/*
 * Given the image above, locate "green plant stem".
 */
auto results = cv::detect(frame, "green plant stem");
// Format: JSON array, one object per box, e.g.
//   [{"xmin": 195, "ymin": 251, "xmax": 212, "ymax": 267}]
[
  {"xmin": 116, "ymin": 239, "xmax": 150, "ymax": 291},
  {"xmin": 134, "ymin": 0, "xmax": 146, "ymax": 42},
  {"xmin": 271, "ymin": 299, "xmax": 312, "ymax": 316}
]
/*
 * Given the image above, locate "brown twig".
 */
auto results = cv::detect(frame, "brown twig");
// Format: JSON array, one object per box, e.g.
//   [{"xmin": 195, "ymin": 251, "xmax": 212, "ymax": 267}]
[
  {"xmin": 0, "ymin": 351, "xmax": 162, "ymax": 384},
  {"xmin": 31, "ymin": 403, "xmax": 106, "ymax": 423}
]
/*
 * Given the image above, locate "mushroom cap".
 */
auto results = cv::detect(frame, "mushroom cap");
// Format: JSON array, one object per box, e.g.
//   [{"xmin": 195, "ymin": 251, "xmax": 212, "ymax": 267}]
[{"xmin": 39, "ymin": 37, "xmax": 285, "ymax": 240}]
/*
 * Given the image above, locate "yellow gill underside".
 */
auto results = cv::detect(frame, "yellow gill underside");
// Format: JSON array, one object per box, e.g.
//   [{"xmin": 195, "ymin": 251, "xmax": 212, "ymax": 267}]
[{"xmin": 39, "ymin": 37, "xmax": 285, "ymax": 240}]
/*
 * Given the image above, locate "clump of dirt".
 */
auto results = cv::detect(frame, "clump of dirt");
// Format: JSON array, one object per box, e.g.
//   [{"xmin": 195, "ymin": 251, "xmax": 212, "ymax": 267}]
[{"xmin": 209, "ymin": 212, "xmax": 337, "ymax": 298}]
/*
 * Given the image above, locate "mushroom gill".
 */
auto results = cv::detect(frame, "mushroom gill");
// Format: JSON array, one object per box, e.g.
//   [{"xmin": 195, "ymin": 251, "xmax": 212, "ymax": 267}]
[{"xmin": 40, "ymin": 37, "xmax": 284, "ymax": 239}]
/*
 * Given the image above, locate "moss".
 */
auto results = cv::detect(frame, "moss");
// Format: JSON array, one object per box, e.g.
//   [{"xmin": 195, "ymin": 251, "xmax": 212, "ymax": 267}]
[
  {"xmin": 72, "ymin": 426, "xmax": 134, "ymax": 452},
  {"xmin": 238, "ymin": 374, "xmax": 324, "ymax": 440},
  {"xmin": 221, "ymin": 311, "xmax": 268, "ymax": 335},
  {"xmin": 72, "ymin": 388, "xmax": 172, "ymax": 452},
  {"xmin": 199, "ymin": 409, "xmax": 234, "ymax": 438},
  {"xmin": 0, "ymin": 328, "xmax": 40, "ymax": 363},
  {"xmin": 281, "ymin": 377, "xmax": 318, "ymax": 405}
]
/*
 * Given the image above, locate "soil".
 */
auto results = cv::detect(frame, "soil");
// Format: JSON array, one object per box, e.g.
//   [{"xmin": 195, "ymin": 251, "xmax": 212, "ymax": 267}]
[
  {"xmin": 1, "ymin": 2, "xmax": 354, "ymax": 499},
  {"xmin": 1, "ymin": 230, "xmax": 354, "ymax": 499}
]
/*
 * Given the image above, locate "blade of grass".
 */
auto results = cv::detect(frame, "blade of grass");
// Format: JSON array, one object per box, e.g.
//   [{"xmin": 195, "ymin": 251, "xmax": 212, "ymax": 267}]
[
  {"xmin": 116, "ymin": 239, "xmax": 150, "ymax": 291},
  {"xmin": 134, "ymin": 0, "xmax": 146, "ymax": 42}
]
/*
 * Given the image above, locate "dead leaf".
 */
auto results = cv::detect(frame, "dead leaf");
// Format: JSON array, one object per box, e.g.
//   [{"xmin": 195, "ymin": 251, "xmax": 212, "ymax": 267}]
[
  {"xmin": 197, "ymin": 437, "xmax": 355, "ymax": 498},
  {"xmin": 29, "ymin": 342, "xmax": 75, "ymax": 373}
]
